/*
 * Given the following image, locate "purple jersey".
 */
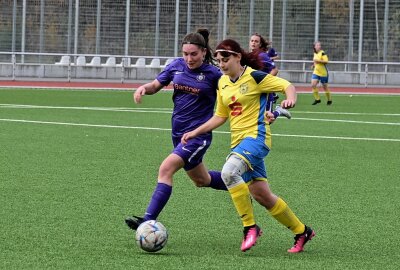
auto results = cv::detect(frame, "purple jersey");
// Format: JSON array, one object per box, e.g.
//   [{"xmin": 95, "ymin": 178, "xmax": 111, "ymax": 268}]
[
  {"xmin": 259, "ymin": 52, "xmax": 276, "ymax": 74},
  {"xmin": 157, "ymin": 58, "xmax": 222, "ymax": 138},
  {"xmin": 268, "ymin": 47, "xmax": 278, "ymax": 59}
]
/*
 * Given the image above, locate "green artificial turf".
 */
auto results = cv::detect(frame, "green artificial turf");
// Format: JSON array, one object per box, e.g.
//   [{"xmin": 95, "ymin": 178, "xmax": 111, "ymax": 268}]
[{"xmin": 0, "ymin": 88, "xmax": 399, "ymax": 269}]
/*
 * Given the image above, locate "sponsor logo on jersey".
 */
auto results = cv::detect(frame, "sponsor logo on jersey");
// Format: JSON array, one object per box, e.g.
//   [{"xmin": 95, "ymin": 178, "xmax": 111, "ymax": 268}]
[
  {"xmin": 173, "ymin": 83, "xmax": 200, "ymax": 95},
  {"xmin": 229, "ymin": 95, "xmax": 243, "ymax": 116}
]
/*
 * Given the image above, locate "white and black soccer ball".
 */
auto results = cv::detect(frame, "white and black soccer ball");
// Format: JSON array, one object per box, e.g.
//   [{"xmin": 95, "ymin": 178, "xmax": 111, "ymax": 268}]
[{"xmin": 135, "ymin": 220, "xmax": 168, "ymax": 252}]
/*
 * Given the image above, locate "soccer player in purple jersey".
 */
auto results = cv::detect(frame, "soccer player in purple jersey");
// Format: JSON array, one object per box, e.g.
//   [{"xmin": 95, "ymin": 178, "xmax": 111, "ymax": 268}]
[
  {"xmin": 125, "ymin": 29, "xmax": 226, "ymax": 231},
  {"xmin": 267, "ymin": 41, "xmax": 279, "ymax": 61},
  {"xmin": 249, "ymin": 33, "xmax": 291, "ymax": 121}
]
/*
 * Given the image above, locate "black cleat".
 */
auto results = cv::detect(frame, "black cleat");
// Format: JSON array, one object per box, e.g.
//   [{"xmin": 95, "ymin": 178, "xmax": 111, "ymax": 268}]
[
  {"xmin": 125, "ymin": 215, "xmax": 144, "ymax": 231},
  {"xmin": 327, "ymin": 100, "xmax": 332, "ymax": 105},
  {"xmin": 312, "ymin": 100, "xmax": 321, "ymax": 105}
]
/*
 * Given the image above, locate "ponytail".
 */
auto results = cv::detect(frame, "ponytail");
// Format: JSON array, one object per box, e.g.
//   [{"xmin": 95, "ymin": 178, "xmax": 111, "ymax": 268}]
[
  {"xmin": 197, "ymin": 28, "xmax": 214, "ymax": 64},
  {"xmin": 182, "ymin": 28, "xmax": 215, "ymax": 64}
]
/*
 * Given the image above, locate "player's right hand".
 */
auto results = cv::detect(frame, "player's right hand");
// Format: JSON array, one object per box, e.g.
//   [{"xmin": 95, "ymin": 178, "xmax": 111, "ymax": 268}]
[
  {"xmin": 133, "ymin": 87, "xmax": 146, "ymax": 104},
  {"xmin": 181, "ymin": 132, "xmax": 194, "ymax": 145}
]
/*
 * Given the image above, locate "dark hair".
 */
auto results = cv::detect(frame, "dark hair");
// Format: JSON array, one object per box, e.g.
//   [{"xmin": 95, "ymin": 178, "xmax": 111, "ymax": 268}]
[
  {"xmin": 181, "ymin": 28, "xmax": 214, "ymax": 64},
  {"xmin": 313, "ymin": 41, "xmax": 320, "ymax": 53},
  {"xmin": 214, "ymin": 39, "xmax": 263, "ymax": 70},
  {"xmin": 251, "ymin": 33, "xmax": 268, "ymax": 52}
]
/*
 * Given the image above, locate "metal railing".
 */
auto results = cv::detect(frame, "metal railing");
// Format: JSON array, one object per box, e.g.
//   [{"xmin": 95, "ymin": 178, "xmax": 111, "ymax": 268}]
[
  {"xmin": 1, "ymin": 51, "xmax": 400, "ymax": 86},
  {"xmin": 0, "ymin": 51, "xmax": 174, "ymax": 82}
]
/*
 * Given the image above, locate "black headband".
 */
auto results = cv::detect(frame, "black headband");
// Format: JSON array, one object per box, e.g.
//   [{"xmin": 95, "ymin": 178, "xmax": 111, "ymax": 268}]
[{"xmin": 182, "ymin": 41, "xmax": 205, "ymax": 48}]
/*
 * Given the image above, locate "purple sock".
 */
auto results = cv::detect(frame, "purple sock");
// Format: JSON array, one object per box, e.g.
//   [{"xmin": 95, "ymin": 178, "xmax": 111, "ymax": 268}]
[
  {"xmin": 208, "ymin": 171, "xmax": 227, "ymax": 190},
  {"xmin": 143, "ymin": 183, "xmax": 172, "ymax": 221},
  {"xmin": 273, "ymin": 111, "xmax": 280, "ymax": 119}
]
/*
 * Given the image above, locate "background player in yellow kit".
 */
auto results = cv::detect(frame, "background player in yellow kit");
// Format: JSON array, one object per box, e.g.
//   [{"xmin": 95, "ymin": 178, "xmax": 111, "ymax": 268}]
[
  {"xmin": 311, "ymin": 41, "xmax": 332, "ymax": 105},
  {"xmin": 182, "ymin": 39, "xmax": 315, "ymax": 253}
]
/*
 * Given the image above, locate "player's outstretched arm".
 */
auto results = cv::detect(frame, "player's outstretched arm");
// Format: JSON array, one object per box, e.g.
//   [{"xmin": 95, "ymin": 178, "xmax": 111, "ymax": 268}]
[
  {"xmin": 133, "ymin": 79, "xmax": 163, "ymax": 104},
  {"xmin": 181, "ymin": 115, "xmax": 227, "ymax": 144}
]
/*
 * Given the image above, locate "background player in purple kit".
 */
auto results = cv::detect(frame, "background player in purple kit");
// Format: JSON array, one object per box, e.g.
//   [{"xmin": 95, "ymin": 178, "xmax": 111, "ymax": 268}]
[
  {"xmin": 249, "ymin": 33, "xmax": 291, "ymax": 120},
  {"xmin": 267, "ymin": 40, "xmax": 279, "ymax": 61},
  {"xmin": 125, "ymin": 29, "xmax": 226, "ymax": 229},
  {"xmin": 249, "ymin": 33, "xmax": 278, "ymax": 76}
]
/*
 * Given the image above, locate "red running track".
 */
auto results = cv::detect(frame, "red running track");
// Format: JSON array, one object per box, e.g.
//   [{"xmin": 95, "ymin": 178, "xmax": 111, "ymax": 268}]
[{"xmin": 0, "ymin": 80, "xmax": 399, "ymax": 95}]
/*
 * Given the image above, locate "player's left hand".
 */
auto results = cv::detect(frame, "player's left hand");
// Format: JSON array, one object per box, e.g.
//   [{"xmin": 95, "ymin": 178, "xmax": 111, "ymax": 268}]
[{"xmin": 265, "ymin": 111, "xmax": 276, "ymax": 124}]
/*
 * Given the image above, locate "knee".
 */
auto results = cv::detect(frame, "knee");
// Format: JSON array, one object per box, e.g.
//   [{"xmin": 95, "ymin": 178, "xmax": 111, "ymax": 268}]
[
  {"xmin": 221, "ymin": 155, "xmax": 247, "ymax": 188},
  {"xmin": 221, "ymin": 168, "xmax": 241, "ymax": 187},
  {"xmin": 158, "ymin": 163, "xmax": 175, "ymax": 179},
  {"xmin": 221, "ymin": 168, "xmax": 233, "ymax": 182}
]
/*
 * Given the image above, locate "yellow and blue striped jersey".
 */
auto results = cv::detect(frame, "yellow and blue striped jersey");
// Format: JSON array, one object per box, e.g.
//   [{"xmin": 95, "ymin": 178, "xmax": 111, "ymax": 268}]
[
  {"xmin": 313, "ymin": 50, "xmax": 329, "ymax": 77},
  {"xmin": 215, "ymin": 66, "xmax": 291, "ymax": 149}
]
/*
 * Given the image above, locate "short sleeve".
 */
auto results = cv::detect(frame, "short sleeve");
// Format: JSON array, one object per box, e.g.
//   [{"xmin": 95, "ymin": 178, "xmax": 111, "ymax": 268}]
[
  {"xmin": 256, "ymin": 72, "xmax": 291, "ymax": 93},
  {"xmin": 156, "ymin": 59, "xmax": 180, "ymax": 86},
  {"xmin": 321, "ymin": 51, "xmax": 329, "ymax": 62},
  {"xmin": 268, "ymin": 48, "xmax": 278, "ymax": 58}
]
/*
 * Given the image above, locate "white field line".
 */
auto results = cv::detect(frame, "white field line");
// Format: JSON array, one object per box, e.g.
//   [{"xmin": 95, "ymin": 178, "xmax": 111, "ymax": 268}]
[
  {"xmin": 294, "ymin": 110, "xmax": 400, "ymax": 117},
  {"xmin": 293, "ymin": 117, "xmax": 400, "ymax": 126},
  {"xmin": 1, "ymin": 104, "xmax": 399, "ymax": 126},
  {"xmin": 1, "ymin": 118, "xmax": 399, "ymax": 142},
  {"xmin": 0, "ymin": 104, "xmax": 173, "ymax": 113},
  {"xmin": 1, "ymin": 103, "xmax": 400, "ymax": 116},
  {"xmin": 1, "ymin": 86, "xmax": 399, "ymax": 95}
]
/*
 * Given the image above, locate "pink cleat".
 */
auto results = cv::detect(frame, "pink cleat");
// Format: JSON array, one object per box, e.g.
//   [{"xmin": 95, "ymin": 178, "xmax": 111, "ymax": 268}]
[
  {"xmin": 288, "ymin": 226, "xmax": 315, "ymax": 253},
  {"xmin": 241, "ymin": 225, "xmax": 262, "ymax": 252}
]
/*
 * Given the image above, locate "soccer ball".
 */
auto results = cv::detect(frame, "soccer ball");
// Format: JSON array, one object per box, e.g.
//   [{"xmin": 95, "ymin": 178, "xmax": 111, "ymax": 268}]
[{"xmin": 135, "ymin": 220, "xmax": 168, "ymax": 252}]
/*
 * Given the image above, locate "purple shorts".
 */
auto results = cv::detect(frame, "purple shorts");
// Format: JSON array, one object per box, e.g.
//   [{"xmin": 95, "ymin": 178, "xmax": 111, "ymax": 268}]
[{"xmin": 172, "ymin": 133, "xmax": 212, "ymax": 171}]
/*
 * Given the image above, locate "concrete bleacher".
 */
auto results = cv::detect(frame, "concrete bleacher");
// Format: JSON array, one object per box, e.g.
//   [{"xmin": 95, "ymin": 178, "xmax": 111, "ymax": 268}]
[
  {"xmin": 131, "ymin": 57, "xmax": 146, "ymax": 68},
  {"xmin": 87, "ymin": 56, "xmax": 101, "ymax": 66},
  {"xmin": 75, "ymin": 56, "xmax": 86, "ymax": 66},
  {"xmin": 102, "ymin": 57, "xmax": 116, "ymax": 67},
  {"xmin": 162, "ymin": 58, "xmax": 174, "ymax": 68},
  {"xmin": 146, "ymin": 58, "xmax": 161, "ymax": 68},
  {"xmin": 55, "ymin": 55, "xmax": 70, "ymax": 65}
]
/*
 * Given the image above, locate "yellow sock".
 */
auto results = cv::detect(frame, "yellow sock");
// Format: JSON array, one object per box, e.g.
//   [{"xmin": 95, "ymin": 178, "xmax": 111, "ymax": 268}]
[
  {"xmin": 325, "ymin": 88, "xmax": 332, "ymax": 101},
  {"xmin": 228, "ymin": 183, "xmax": 255, "ymax": 227},
  {"xmin": 312, "ymin": 87, "xmax": 320, "ymax": 100},
  {"xmin": 268, "ymin": 197, "xmax": 305, "ymax": 235}
]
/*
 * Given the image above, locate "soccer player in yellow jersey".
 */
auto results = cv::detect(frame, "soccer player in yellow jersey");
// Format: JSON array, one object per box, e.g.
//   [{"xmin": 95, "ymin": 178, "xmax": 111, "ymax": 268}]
[
  {"xmin": 311, "ymin": 41, "xmax": 332, "ymax": 105},
  {"xmin": 182, "ymin": 39, "xmax": 315, "ymax": 253}
]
